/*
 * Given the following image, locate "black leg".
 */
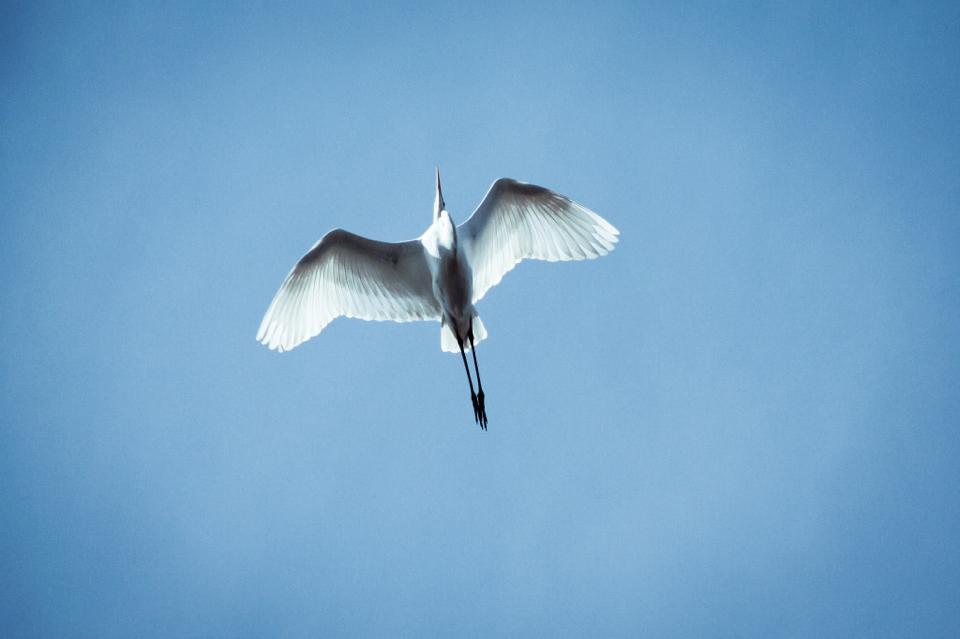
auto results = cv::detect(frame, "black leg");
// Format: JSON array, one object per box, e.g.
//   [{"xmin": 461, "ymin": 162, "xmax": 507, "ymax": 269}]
[
  {"xmin": 457, "ymin": 335, "xmax": 481, "ymax": 426},
  {"xmin": 468, "ymin": 330, "xmax": 488, "ymax": 429}
]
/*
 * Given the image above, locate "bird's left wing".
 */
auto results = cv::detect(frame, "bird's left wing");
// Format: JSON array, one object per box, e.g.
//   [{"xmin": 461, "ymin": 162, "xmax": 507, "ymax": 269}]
[
  {"xmin": 458, "ymin": 178, "xmax": 619, "ymax": 303},
  {"xmin": 257, "ymin": 229, "xmax": 440, "ymax": 352}
]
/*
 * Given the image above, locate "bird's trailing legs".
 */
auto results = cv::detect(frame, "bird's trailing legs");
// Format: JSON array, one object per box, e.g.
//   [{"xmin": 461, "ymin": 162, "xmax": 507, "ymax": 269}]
[
  {"xmin": 457, "ymin": 335, "xmax": 487, "ymax": 430},
  {"xmin": 468, "ymin": 329, "xmax": 488, "ymax": 429}
]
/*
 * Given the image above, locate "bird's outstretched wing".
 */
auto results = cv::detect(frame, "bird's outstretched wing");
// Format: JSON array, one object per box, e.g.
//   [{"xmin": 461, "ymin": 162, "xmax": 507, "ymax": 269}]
[
  {"xmin": 458, "ymin": 179, "xmax": 619, "ymax": 303},
  {"xmin": 257, "ymin": 229, "xmax": 441, "ymax": 352}
]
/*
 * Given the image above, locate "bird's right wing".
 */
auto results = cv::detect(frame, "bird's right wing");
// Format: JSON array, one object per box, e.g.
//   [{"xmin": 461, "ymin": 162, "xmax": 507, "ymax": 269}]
[
  {"xmin": 257, "ymin": 229, "xmax": 441, "ymax": 352},
  {"xmin": 458, "ymin": 178, "xmax": 619, "ymax": 303}
]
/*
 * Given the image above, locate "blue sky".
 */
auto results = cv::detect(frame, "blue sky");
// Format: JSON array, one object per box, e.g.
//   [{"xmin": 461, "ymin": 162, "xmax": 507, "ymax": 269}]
[{"xmin": 2, "ymin": 2, "xmax": 958, "ymax": 636}]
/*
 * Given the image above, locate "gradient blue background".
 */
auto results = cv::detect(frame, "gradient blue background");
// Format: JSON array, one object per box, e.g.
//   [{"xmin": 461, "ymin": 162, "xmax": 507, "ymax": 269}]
[{"xmin": 3, "ymin": 2, "xmax": 959, "ymax": 636}]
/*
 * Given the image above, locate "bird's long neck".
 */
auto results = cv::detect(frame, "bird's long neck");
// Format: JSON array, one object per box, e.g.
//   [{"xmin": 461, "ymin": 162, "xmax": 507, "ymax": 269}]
[{"xmin": 436, "ymin": 211, "xmax": 457, "ymax": 254}]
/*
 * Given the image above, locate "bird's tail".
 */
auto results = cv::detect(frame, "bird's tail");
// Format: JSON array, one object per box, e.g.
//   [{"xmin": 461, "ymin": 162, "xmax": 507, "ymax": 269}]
[{"xmin": 441, "ymin": 315, "xmax": 488, "ymax": 353}]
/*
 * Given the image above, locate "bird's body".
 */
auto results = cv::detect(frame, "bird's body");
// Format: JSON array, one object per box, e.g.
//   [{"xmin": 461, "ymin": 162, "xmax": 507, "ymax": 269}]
[
  {"xmin": 257, "ymin": 170, "xmax": 619, "ymax": 428},
  {"xmin": 424, "ymin": 207, "xmax": 478, "ymax": 351}
]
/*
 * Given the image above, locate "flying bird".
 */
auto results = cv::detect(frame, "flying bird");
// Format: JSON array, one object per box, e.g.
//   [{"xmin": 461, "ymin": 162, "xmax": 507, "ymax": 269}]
[{"xmin": 257, "ymin": 170, "xmax": 619, "ymax": 429}]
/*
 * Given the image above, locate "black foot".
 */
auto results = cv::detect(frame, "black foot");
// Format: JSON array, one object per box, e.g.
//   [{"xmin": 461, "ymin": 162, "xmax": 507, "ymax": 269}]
[
  {"xmin": 477, "ymin": 390, "xmax": 488, "ymax": 430},
  {"xmin": 470, "ymin": 392, "xmax": 480, "ymax": 425}
]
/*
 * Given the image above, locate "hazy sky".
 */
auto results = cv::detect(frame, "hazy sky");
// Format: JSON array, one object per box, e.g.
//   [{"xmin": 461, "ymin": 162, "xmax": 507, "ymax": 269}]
[{"xmin": 2, "ymin": 2, "xmax": 958, "ymax": 637}]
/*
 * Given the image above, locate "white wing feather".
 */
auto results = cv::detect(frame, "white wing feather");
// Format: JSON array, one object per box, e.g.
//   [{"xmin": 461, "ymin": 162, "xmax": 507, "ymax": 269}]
[
  {"xmin": 257, "ymin": 229, "xmax": 441, "ymax": 352},
  {"xmin": 458, "ymin": 179, "xmax": 619, "ymax": 303}
]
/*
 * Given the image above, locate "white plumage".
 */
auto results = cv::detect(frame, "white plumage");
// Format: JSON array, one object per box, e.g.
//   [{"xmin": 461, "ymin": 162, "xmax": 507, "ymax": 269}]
[
  {"xmin": 256, "ymin": 231, "xmax": 440, "ymax": 353},
  {"xmin": 460, "ymin": 178, "xmax": 619, "ymax": 304},
  {"xmin": 256, "ymin": 171, "xmax": 619, "ymax": 428}
]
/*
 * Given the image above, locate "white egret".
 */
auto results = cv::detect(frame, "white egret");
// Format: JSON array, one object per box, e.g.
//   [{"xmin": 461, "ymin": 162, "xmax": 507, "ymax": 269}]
[{"xmin": 257, "ymin": 170, "xmax": 619, "ymax": 429}]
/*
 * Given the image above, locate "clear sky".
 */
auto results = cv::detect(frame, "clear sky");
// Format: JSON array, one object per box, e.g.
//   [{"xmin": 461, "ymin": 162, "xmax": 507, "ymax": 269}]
[{"xmin": 2, "ymin": 2, "xmax": 958, "ymax": 637}]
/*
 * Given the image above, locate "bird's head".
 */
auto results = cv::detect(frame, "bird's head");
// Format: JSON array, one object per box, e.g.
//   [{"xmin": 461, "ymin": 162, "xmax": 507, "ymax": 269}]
[{"xmin": 433, "ymin": 166, "xmax": 446, "ymax": 222}]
